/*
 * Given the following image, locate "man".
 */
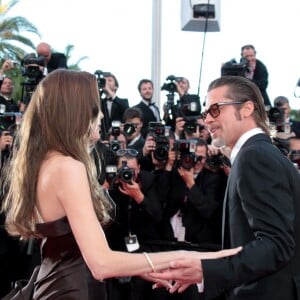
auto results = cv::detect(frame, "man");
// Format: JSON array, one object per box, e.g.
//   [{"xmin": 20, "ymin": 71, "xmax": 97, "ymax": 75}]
[
  {"xmin": 36, "ymin": 42, "xmax": 68, "ymax": 73},
  {"xmin": 105, "ymin": 148, "xmax": 163, "ymax": 300},
  {"xmin": 122, "ymin": 107, "xmax": 145, "ymax": 153},
  {"xmin": 100, "ymin": 72, "xmax": 129, "ymax": 140},
  {"xmin": 273, "ymin": 95, "xmax": 300, "ymax": 138},
  {"xmin": 241, "ymin": 44, "xmax": 271, "ymax": 107},
  {"xmin": 0, "ymin": 60, "xmax": 19, "ymax": 113},
  {"xmin": 151, "ymin": 75, "xmax": 300, "ymax": 300},
  {"xmin": 134, "ymin": 79, "xmax": 161, "ymax": 138}
]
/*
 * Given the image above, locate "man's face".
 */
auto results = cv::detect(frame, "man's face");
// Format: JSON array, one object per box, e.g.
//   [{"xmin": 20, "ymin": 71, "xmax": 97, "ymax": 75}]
[
  {"xmin": 194, "ymin": 145, "xmax": 207, "ymax": 174},
  {"xmin": 242, "ymin": 48, "xmax": 256, "ymax": 66},
  {"xmin": 1, "ymin": 77, "xmax": 14, "ymax": 96},
  {"xmin": 204, "ymin": 86, "xmax": 244, "ymax": 149},
  {"xmin": 178, "ymin": 78, "xmax": 189, "ymax": 93},
  {"xmin": 279, "ymin": 103, "xmax": 291, "ymax": 120},
  {"xmin": 105, "ymin": 76, "xmax": 117, "ymax": 92},
  {"xmin": 139, "ymin": 82, "xmax": 153, "ymax": 102}
]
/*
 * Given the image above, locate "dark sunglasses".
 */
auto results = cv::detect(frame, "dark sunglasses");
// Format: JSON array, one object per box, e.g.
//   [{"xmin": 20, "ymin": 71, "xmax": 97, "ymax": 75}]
[
  {"xmin": 202, "ymin": 101, "xmax": 244, "ymax": 120},
  {"xmin": 116, "ymin": 148, "xmax": 139, "ymax": 157}
]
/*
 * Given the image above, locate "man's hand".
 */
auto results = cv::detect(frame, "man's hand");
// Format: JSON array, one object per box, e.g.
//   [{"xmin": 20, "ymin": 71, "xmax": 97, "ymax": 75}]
[
  {"xmin": 175, "ymin": 117, "xmax": 185, "ymax": 138},
  {"xmin": 148, "ymin": 247, "xmax": 242, "ymax": 293},
  {"xmin": 0, "ymin": 59, "xmax": 15, "ymax": 75},
  {"xmin": 178, "ymin": 166, "xmax": 195, "ymax": 189},
  {"xmin": 119, "ymin": 180, "xmax": 144, "ymax": 203},
  {"xmin": 142, "ymin": 135, "xmax": 156, "ymax": 156},
  {"xmin": 0, "ymin": 131, "xmax": 13, "ymax": 150}
]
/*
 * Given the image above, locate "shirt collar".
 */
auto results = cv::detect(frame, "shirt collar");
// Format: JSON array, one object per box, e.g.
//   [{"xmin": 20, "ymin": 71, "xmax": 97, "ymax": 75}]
[
  {"xmin": 230, "ymin": 128, "xmax": 264, "ymax": 164},
  {"xmin": 142, "ymin": 99, "xmax": 154, "ymax": 106}
]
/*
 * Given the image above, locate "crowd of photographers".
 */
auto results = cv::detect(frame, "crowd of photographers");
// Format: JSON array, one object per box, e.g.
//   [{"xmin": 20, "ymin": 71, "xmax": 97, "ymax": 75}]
[{"xmin": 1, "ymin": 45, "xmax": 300, "ymax": 299}]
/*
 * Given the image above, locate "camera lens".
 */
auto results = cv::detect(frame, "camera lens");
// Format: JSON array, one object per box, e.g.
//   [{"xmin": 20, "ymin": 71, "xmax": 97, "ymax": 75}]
[
  {"xmin": 154, "ymin": 146, "xmax": 169, "ymax": 161},
  {"xmin": 110, "ymin": 141, "xmax": 120, "ymax": 152},
  {"xmin": 180, "ymin": 153, "xmax": 195, "ymax": 170}
]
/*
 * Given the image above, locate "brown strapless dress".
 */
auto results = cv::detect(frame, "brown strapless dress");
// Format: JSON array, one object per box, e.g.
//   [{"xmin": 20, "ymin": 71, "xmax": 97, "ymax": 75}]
[{"xmin": 33, "ymin": 216, "xmax": 107, "ymax": 300}]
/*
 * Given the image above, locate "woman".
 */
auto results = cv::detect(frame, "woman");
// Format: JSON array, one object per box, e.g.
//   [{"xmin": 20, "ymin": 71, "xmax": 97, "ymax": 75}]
[{"xmin": 2, "ymin": 70, "xmax": 241, "ymax": 299}]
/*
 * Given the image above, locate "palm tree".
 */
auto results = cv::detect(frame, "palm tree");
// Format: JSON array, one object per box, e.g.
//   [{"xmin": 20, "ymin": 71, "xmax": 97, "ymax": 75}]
[
  {"xmin": 64, "ymin": 44, "xmax": 88, "ymax": 70},
  {"xmin": 0, "ymin": 0, "xmax": 40, "ymax": 61}
]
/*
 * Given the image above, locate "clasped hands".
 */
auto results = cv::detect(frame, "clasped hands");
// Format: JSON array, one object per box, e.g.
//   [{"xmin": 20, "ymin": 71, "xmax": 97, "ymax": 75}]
[{"xmin": 141, "ymin": 246, "xmax": 242, "ymax": 294}]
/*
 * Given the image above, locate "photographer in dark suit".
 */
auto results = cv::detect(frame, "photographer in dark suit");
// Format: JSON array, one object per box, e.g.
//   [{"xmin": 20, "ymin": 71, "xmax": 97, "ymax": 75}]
[
  {"xmin": 36, "ymin": 42, "xmax": 68, "ymax": 74},
  {"xmin": 100, "ymin": 72, "xmax": 129, "ymax": 140},
  {"xmin": 273, "ymin": 95, "xmax": 300, "ymax": 138},
  {"xmin": 241, "ymin": 44, "xmax": 271, "ymax": 107},
  {"xmin": 105, "ymin": 148, "xmax": 163, "ymax": 300}
]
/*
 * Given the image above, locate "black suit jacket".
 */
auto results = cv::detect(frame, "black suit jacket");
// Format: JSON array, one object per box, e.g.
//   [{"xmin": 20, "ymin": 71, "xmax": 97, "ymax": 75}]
[
  {"xmin": 162, "ymin": 168, "xmax": 227, "ymax": 248},
  {"xmin": 100, "ymin": 96, "xmax": 129, "ymax": 139},
  {"xmin": 290, "ymin": 119, "xmax": 300, "ymax": 138},
  {"xmin": 134, "ymin": 101, "xmax": 160, "ymax": 138},
  {"xmin": 47, "ymin": 52, "xmax": 68, "ymax": 73},
  {"xmin": 202, "ymin": 134, "xmax": 300, "ymax": 300},
  {"xmin": 252, "ymin": 59, "xmax": 271, "ymax": 107}
]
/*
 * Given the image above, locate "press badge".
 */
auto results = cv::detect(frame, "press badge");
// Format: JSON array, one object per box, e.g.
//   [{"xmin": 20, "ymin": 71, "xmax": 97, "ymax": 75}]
[{"xmin": 124, "ymin": 234, "xmax": 140, "ymax": 252}]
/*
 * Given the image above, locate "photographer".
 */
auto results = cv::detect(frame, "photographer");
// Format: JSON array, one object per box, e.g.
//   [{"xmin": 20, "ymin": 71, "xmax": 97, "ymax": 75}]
[
  {"xmin": 122, "ymin": 107, "xmax": 145, "ymax": 153},
  {"xmin": 273, "ymin": 95, "xmax": 300, "ymax": 138},
  {"xmin": 241, "ymin": 44, "xmax": 271, "ymax": 107},
  {"xmin": 0, "ymin": 60, "xmax": 19, "ymax": 114},
  {"xmin": 99, "ymin": 72, "xmax": 129, "ymax": 140},
  {"xmin": 104, "ymin": 148, "xmax": 163, "ymax": 300},
  {"xmin": 36, "ymin": 42, "xmax": 68, "ymax": 74},
  {"xmin": 162, "ymin": 75, "xmax": 201, "ymax": 131}
]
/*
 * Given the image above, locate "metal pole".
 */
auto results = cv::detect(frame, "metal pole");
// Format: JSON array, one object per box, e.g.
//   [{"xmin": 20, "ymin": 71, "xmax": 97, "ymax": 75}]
[{"xmin": 151, "ymin": 0, "xmax": 162, "ymax": 114}]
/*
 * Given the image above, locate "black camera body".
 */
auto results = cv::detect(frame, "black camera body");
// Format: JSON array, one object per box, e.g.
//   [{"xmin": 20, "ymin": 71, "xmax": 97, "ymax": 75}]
[
  {"xmin": 21, "ymin": 54, "xmax": 45, "ymax": 79},
  {"xmin": 117, "ymin": 160, "xmax": 135, "ymax": 183},
  {"xmin": 21, "ymin": 54, "xmax": 45, "ymax": 105},
  {"xmin": 174, "ymin": 139, "xmax": 197, "ymax": 170},
  {"xmin": 109, "ymin": 121, "xmax": 122, "ymax": 152},
  {"xmin": 161, "ymin": 75, "xmax": 183, "ymax": 94},
  {"xmin": 221, "ymin": 58, "xmax": 249, "ymax": 77},
  {"xmin": 94, "ymin": 70, "xmax": 107, "ymax": 90},
  {"xmin": 268, "ymin": 107, "xmax": 285, "ymax": 132},
  {"xmin": 148, "ymin": 122, "xmax": 170, "ymax": 161},
  {"xmin": 206, "ymin": 153, "xmax": 231, "ymax": 171}
]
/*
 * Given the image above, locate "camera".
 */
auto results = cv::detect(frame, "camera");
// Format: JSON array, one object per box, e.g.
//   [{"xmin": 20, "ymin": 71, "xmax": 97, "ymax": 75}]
[
  {"xmin": 123, "ymin": 122, "xmax": 136, "ymax": 136},
  {"xmin": 161, "ymin": 75, "xmax": 183, "ymax": 94},
  {"xmin": 268, "ymin": 107, "xmax": 285, "ymax": 132},
  {"xmin": 105, "ymin": 165, "xmax": 118, "ymax": 185},
  {"xmin": 148, "ymin": 122, "xmax": 170, "ymax": 161},
  {"xmin": 0, "ymin": 111, "xmax": 22, "ymax": 133},
  {"xmin": 109, "ymin": 120, "xmax": 122, "ymax": 152},
  {"xmin": 117, "ymin": 160, "xmax": 135, "ymax": 183},
  {"xmin": 94, "ymin": 70, "xmax": 106, "ymax": 90},
  {"xmin": 206, "ymin": 153, "xmax": 231, "ymax": 171},
  {"xmin": 174, "ymin": 139, "xmax": 197, "ymax": 170},
  {"xmin": 221, "ymin": 58, "xmax": 249, "ymax": 77},
  {"xmin": 183, "ymin": 116, "xmax": 204, "ymax": 134},
  {"xmin": 20, "ymin": 53, "xmax": 45, "ymax": 105},
  {"xmin": 21, "ymin": 54, "xmax": 45, "ymax": 79}
]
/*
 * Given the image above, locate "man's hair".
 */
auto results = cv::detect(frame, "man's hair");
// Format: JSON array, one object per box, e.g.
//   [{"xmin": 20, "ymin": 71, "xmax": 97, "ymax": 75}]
[
  {"xmin": 104, "ymin": 72, "xmax": 119, "ymax": 89},
  {"xmin": 137, "ymin": 79, "xmax": 153, "ymax": 92},
  {"xmin": 123, "ymin": 107, "xmax": 143, "ymax": 123},
  {"xmin": 273, "ymin": 96, "xmax": 289, "ymax": 107},
  {"xmin": 241, "ymin": 44, "xmax": 256, "ymax": 55},
  {"xmin": 207, "ymin": 76, "xmax": 269, "ymax": 134}
]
